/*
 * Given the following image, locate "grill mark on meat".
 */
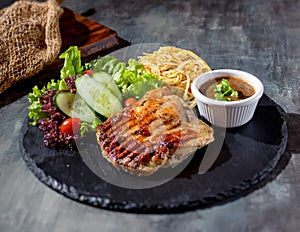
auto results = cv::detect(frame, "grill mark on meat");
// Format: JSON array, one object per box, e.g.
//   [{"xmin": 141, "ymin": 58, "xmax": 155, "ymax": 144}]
[
  {"xmin": 96, "ymin": 86, "xmax": 214, "ymax": 176},
  {"xmin": 155, "ymin": 133, "xmax": 180, "ymax": 157},
  {"xmin": 104, "ymin": 136, "xmax": 120, "ymax": 157},
  {"xmin": 125, "ymin": 146, "xmax": 153, "ymax": 167},
  {"xmin": 114, "ymin": 138, "xmax": 140, "ymax": 160}
]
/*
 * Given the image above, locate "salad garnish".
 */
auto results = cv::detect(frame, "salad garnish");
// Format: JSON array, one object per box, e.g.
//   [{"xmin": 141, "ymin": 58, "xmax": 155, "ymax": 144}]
[
  {"xmin": 92, "ymin": 55, "xmax": 163, "ymax": 99},
  {"xmin": 213, "ymin": 79, "xmax": 238, "ymax": 101},
  {"xmin": 28, "ymin": 46, "xmax": 162, "ymax": 150}
]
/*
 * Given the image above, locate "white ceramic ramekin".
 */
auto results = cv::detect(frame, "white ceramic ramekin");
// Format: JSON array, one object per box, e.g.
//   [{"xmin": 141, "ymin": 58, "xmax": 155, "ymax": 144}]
[{"xmin": 191, "ymin": 69, "xmax": 264, "ymax": 128}]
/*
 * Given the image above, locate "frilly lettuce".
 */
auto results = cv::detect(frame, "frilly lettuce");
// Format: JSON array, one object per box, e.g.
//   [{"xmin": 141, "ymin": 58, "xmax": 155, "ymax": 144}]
[
  {"xmin": 28, "ymin": 46, "xmax": 86, "ymax": 125},
  {"xmin": 92, "ymin": 55, "xmax": 163, "ymax": 99},
  {"xmin": 28, "ymin": 46, "xmax": 163, "ymax": 127},
  {"xmin": 59, "ymin": 46, "xmax": 84, "ymax": 79},
  {"xmin": 28, "ymin": 86, "xmax": 48, "ymax": 126}
]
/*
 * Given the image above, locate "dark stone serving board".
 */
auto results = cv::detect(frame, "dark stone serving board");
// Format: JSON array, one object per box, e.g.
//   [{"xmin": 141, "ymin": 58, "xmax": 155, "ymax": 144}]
[{"xmin": 20, "ymin": 94, "xmax": 288, "ymax": 213}]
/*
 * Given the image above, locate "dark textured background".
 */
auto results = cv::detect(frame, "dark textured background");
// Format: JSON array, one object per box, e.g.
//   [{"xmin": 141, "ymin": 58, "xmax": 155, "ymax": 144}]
[{"xmin": 0, "ymin": 0, "xmax": 299, "ymax": 231}]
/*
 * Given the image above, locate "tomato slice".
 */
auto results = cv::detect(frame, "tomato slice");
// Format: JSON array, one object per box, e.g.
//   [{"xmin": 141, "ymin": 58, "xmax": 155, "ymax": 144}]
[
  {"xmin": 82, "ymin": 70, "xmax": 94, "ymax": 77},
  {"xmin": 60, "ymin": 118, "xmax": 81, "ymax": 136},
  {"xmin": 123, "ymin": 97, "xmax": 137, "ymax": 108}
]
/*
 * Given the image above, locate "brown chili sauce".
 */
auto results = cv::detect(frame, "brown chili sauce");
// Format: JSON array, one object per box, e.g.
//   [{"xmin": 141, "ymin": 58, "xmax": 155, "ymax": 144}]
[{"xmin": 199, "ymin": 76, "xmax": 255, "ymax": 101}]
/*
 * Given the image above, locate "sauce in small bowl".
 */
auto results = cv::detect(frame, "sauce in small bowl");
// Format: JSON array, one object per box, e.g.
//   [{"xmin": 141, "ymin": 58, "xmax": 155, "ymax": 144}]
[
  {"xmin": 191, "ymin": 69, "xmax": 264, "ymax": 128},
  {"xmin": 199, "ymin": 76, "xmax": 256, "ymax": 101}
]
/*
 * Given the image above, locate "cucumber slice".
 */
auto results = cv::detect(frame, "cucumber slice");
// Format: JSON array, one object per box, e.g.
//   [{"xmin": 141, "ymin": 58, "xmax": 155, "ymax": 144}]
[
  {"xmin": 75, "ymin": 76, "xmax": 123, "ymax": 118},
  {"xmin": 92, "ymin": 72, "xmax": 122, "ymax": 101},
  {"xmin": 53, "ymin": 92, "xmax": 95, "ymax": 123}
]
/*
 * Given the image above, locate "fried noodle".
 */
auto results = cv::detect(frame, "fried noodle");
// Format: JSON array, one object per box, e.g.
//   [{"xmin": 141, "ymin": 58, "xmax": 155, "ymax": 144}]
[{"xmin": 138, "ymin": 46, "xmax": 211, "ymax": 108}]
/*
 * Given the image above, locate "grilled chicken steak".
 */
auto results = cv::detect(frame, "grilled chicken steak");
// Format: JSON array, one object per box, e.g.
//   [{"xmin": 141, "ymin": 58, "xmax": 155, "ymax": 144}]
[{"xmin": 96, "ymin": 86, "xmax": 214, "ymax": 176}]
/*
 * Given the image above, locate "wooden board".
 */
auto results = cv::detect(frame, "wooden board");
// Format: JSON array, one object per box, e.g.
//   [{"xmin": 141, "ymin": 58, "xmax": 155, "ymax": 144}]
[
  {"xmin": 59, "ymin": 8, "xmax": 120, "ymax": 60},
  {"xmin": 46, "ymin": 7, "xmax": 122, "ymax": 69}
]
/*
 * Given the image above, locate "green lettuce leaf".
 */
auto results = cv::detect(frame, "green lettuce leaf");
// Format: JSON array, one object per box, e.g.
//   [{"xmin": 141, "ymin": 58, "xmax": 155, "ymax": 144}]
[
  {"xmin": 79, "ymin": 118, "xmax": 102, "ymax": 136},
  {"xmin": 59, "ymin": 46, "xmax": 84, "ymax": 79},
  {"xmin": 122, "ymin": 79, "xmax": 163, "ymax": 99},
  {"xmin": 28, "ymin": 86, "xmax": 48, "ymax": 126},
  {"xmin": 92, "ymin": 56, "xmax": 163, "ymax": 99},
  {"xmin": 28, "ymin": 46, "xmax": 86, "ymax": 126}
]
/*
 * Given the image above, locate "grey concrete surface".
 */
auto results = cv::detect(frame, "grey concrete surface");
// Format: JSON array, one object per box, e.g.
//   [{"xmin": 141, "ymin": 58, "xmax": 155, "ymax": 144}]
[{"xmin": 0, "ymin": 0, "xmax": 299, "ymax": 231}]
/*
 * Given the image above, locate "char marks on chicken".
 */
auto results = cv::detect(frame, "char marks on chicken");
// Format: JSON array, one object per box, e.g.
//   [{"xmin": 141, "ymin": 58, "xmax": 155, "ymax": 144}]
[{"xmin": 96, "ymin": 86, "xmax": 214, "ymax": 176}]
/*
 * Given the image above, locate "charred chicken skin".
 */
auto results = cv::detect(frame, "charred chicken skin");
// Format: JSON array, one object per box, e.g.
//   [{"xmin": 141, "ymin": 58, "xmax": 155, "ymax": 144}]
[{"xmin": 96, "ymin": 86, "xmax": 214, "ymax": 176}]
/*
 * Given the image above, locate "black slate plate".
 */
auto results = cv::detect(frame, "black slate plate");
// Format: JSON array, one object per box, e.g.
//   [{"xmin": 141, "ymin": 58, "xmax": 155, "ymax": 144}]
[{"xmin": 20, "ymin": 93, "xmax": 287, "ymax": 213}]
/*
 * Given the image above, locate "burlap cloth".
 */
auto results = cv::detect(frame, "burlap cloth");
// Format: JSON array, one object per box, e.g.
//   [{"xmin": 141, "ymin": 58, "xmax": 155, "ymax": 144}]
[{"xmin": 0, "ymin": 0, "xmax": 64, "ymax": 94}]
